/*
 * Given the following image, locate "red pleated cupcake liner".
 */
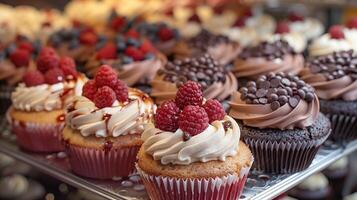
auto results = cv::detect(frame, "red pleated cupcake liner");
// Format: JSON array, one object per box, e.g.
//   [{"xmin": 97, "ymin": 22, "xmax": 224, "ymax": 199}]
[
  {"xmin": 65, "ymin": 144, "xmax": 140, "ymax": 179},
  {"xmin": 243, "ymin": 132, "xmax": 329, "ymax": 174},
  {"xmin": 325, "ymin": 114, "xmax": 357, "ymax": 141},
  {"xmin": 136, "ymin": 164, "xmax": 251, "ymax": 200},
  {"xmin": 10, "ymin": 119, "xmax": 65, "ymax": 153}
]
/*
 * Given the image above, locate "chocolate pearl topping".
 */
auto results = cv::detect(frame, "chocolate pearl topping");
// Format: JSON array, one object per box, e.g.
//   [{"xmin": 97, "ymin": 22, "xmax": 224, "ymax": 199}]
[
  {"xmin": 189, "ymin": 29, "xmax": 231, "ymax": 52},
  {"xmin": 307, "ymin": 50, "xmax": 357, "ymax": 81},
  {"xmin": 158, "ymin": 53, "xmax": 227, "ymax": 89},
  {"xmin": 239, "ymin": 72, "xmax": 315, "ymax": 110},
  {"xmin": 239, "ymin": 39, "xmax": 296, "ymax": 60}
]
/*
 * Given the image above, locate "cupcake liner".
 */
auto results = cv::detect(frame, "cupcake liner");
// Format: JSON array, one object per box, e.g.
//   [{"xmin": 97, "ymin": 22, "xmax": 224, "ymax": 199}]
[
  {"xmin": 243, "ymin": 133, "xmax": 329, "ymax": 174},
  {"xmin": 0, "ymin": 84, "xmax": 13, "ymax": 115},
  {"xmin": 325, "ymin": 114, "xmax": 357, "ymax": 141},
  {"xmin": 136, "ymin": 164, "xmax": 251, "ymax": 200},
  {"xmin": 65, "ymin": 144, "xmax": 140, "ymax": 179},
  {"xmin": 10, "ymin": 119, "xmax": 65, "ymax": 153}
]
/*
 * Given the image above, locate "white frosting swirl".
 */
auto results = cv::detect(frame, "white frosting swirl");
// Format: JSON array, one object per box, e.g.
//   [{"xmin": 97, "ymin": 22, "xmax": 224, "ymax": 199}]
[
  {"xmin": 0, "ymin": 175, "xmax": 29, "ymax": 199},
  {"xmin": 65, "ymin": 88, "xmax": 155, "ymax": 138},
  {"xmin": 298, "ymin": 173, "xmax": 329, "ymax": 190},
  {"xmin": 246, "ymin": 14, "xmax": 276, "ymax": 35},
  {"xmin": 289, "ymin": 18, "xmax": 324, "ymax": 40},
  {"xmin": 309, "ymin": 33, "xmax": 354, "ymax": 57},
  {"xmin": 142, "ymin": 116, "xmax": 240, "ymax": 165},
  {"xmin": 344, "ymin": 28, "xmax": 357, "ymax": 52},
  {"xmin": 11, "ymin": 76, "xmax": 86, "ymax": 112},
  {"xmin": 222, "ymin": 27, "xmax": 258, "ymax": 47},
  {"xmin": 259, "ymin": 32, "xmax": 307, "ymax": 53}
]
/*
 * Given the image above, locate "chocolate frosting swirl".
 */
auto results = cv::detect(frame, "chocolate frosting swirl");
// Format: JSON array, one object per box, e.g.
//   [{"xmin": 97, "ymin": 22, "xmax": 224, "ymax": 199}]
[{"xmin": 229, "ymin": 91, "xmax": 319, "ymax": 130}]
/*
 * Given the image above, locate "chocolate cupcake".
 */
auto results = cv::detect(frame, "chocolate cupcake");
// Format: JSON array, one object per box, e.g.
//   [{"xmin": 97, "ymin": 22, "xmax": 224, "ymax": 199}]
[
  {"xmin": 229, "ymin": 72, "xmax": 331, "ymax": 173},
  {"xmin": 300, "ymin": 50, "xmax": 357, "ymax": 141},
  {"xmin": 233, "ymin": 39, "xmax": 304, "ymax": 86},
  {"xmin": 172, "ymin": 29, "xmax": 241, "ymax": 66},
  {"xmin": 151, "ymin": 53, "xmax": 237, "ymax": 104},
  {"xmin": 84, "ymin": 34, "xmax": 165, "ymax": 87}
]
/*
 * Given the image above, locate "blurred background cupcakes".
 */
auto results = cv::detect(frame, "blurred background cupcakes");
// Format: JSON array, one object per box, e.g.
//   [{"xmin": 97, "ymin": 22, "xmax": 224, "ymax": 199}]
[
  {"xmin": 323, "ymin": 157, "xmax": 349, "ymax": 199},
  {"xmin": 287, "ymin": 12, "xmax": 324, "ymax": 41},
  {"xmin": 229, "ymin": 72, "xmax": 331, "ymax": 173}
]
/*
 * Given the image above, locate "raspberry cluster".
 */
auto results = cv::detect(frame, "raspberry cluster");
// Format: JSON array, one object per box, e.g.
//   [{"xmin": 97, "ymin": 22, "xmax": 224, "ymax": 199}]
[
  {"xmin": 154, "ymin": 81, "xmax": 226, "ymax": 139},
  {"xmin": 22, "ymin": 47, "xmax": 78, "ymax": 87},
  {"xmin": 82, "ymin": 65, "xmax": 129, "ymax": 108},
  {"xmin": 96, "ymin": 32, "xmax": 156, "ymax": 64},
  {"xmin": 2, "ymin": 39, "xmax": 39, "ymax": 68},
  {"xmin": 136, "ymin": 22, "xmax": 179, "ymax": 42}
]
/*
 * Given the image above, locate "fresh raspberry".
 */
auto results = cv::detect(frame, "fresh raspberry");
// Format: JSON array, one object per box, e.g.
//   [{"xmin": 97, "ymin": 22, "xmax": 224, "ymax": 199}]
[
  {"xmin": 154, "ymin": 100, "xmax": 180, "ymax": 132},
  {"xmin": 233, "ymin": 17, "xmax": 246, "ymax": 27},
  {"xmin": 79, "ymin": 30, "xmax": 97, "ymax": 45},
  {"xmin": 288, "ymin": 13, "xmax": 304, "ymax": 22},
  {"xmin": 139, "ymin": 40, "xmax": 155, "ymax": 54},
  {"xmin": 23, "ymin": 70, "xmax": 45, "ymax": 87},
  {"xmin": 93, "ymin": 86, "xmax": 116, "ymax": 108},
  {"xmin": 18, "ymin": 42, "xmax": 34, "ymax": 53},
  {"xmin": 347, "ymin": 17, "xmax": 357, "ymax": 29},
  {"xmin": 82, "ymin": 80, "xmax": 97, "ymax": 100},
  {"xmin": 175, "ymin": 81, "xmax": 203, "ymax": 109},
  {"xmin": 44, "ymin": 67, "xmax": 65, "ymax": 84},
  {"xmin": 96, "ymin": 43, "xmax": 117, "ymax": 60},
  {"xmin": 125, "ymin": 29, "xmax": 140, "ymax": 39},
  {"xmin": 38, "ymin": 47, "xmax": 57, "ymax": 57},
  {"xmin": 36, "ymin": 49, "xmax": 60, "ymax": 73},
  {"xmin": 60, "ymin": 56, "xmax": 77, "ymax": 77},
  {"xmin": 158, "ymin": 27, "xmax": 173, "ymax": 42},
  {"xmin": 9, "ymin": 49, "xmax": 30, "ymax": 68},
  {"xmin": 202, "ymin": 99, "xmax": 226, "ymax": 123},
  {"xmin": 125, "ymin": 46, "xmax": 144, "ymax": 61},
  {"xmin": 275, "ymin": 21, "xmax": 290, "ymax": 34},
  {"xmin": 112, "ymin": 79, "xmax": 128, "ymax": 102},
  {"xmin": 329, "ymin": 25, "xmax": 345, "ymax": 39},
  {"xmin": 178, "ymin": 105, "xmax": 209, "ymax": 136},
  {"xmin": 94, "ymin": 65, "xmax": 118, "ymax": 88},
  {"xmin": 110, "ymin": 16, "xmax": 126, "ymax": 31}
]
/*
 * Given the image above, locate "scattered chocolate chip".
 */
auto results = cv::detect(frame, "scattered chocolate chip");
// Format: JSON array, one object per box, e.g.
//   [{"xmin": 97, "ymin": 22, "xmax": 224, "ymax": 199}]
[
  {"xmin": 271, "ymin": 101, "xmax": 280, "ymax": 110},
  {"xmin": 305, "ymin": 92, "xmax": 314, "ymax": 102},
  {"xmin": 189, "ymin": 30, "xmax": 230, "ymax": 52},
  {"xmin": 278, "ymin": 95, "xmax": 288, "ymax": 105},
  {"xmin": 223, "ymin": 120, "xmax": 232, "ymax": 131},
  {"xmin": 256, "ymin": 88, "xmax": 268, "ymax": 98},
  {"xmin": 288, "ymin": 97, "xmax": 299, "ymax": 108}
]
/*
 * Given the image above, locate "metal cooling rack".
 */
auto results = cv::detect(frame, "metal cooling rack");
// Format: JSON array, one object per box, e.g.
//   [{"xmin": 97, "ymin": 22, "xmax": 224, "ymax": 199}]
[{"xmin": 0, "ymin": 117, "xmax": 356, "ymax": 200}]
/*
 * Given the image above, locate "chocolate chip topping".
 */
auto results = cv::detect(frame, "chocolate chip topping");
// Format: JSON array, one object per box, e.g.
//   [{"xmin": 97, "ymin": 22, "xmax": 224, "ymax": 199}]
[
  {"xmin": 239, "ymin": 72, "xmax": 315, "ymax": 110},
  {"xmin": 189, "ymin": 29, "xmax": 230, "ymax": 52},
  {"xmin": 307, "ymin": 50, "xmax": 357, "ymax": 81},
  {"xmin": 239, "ymin": 39, "xmax": 296, "ymax": 60},
  {"xmin": 158, "ymin": 53, "xmax": 227, "ymax": 89}
]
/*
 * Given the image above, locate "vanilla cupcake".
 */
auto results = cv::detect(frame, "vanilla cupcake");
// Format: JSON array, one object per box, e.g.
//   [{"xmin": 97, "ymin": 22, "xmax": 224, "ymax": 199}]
[
  {"xmin": 288, "ymin": 12, "xmax": 324, "ymax": 41},
  {"xmin": 63, "ymin": 65, "xmax": 155, "ymax": 179},
  {"xmin": 151, "ymin": 53, "xmax": 237, "ymax": 104},
  {"xmin": 309, "ymin": 25, "xmax": 354, "ymax": 57},
  {"xmin": 137, "ymin": 81, "xmax": 253, "ymax": 200},
  {"xmin": 8, "ymin": 47, "xmax": 86, "ymax": 152}
]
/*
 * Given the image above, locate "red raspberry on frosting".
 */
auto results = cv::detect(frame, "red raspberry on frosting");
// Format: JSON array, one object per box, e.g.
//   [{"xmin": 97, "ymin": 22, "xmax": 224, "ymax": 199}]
[
  {"xmin": 60, "ymin": 56, "xmax": 77, "ymax": 77},
  {"xmin": 44, "ymin": 67, "xmax": 65, "ymax": 84},
  {"xmin": 38, "ymin": 47, "xmax": 57, "ymax": 57},
  {"xmin": 96, "ymin": 43, "xmax": 117, "ymax": 60},
  {"xmin": 288, "ymin": 13, "xmax": 304, "ymax": 22},
  {"xmin": 125, "ymin": 46, "xmax": 144, "ymax": 61},
  {"xmin": 18, "ymin": 42, "xmax": 34, "ymax": 53},
  {"xmin": 94, "ymin": 65, "xmax": 118, "ymax": 88},
  {"xmin": 36, "ymin": 48, "xmax": 60, "ymax": 73},
  {"xmin": 275, "ymin": 21, "xmax": 290, "ymax": 34},
  {"xmin": 155, "ymin": 100, "xmax": 180, "ymax": 132},
  {"xmin": 175, "ymin": 81, "xmax": 203, "ymax": 109},
  {"xmin": 178, "ymin": 105, "xmax": 209, "ymax": 136},
  {"xmin": 158, "ymin": 27, "xmax": 174, "ymax": 42},
  {"xmin": 111, "ymin": 16, "xmax": 126, "ymax": 31},
  {"xmin": 125, "ymin": 29, "xmax": 140, "ymax": 39},
  {"xmin": 93, "ymin": 86, "xmax": 116, "ymax": 108},
  {"xmin": 203, "ymin": 99, "xmax": 226, "ymax": 123},
  {"xmin": 112, "ymin": 79, "xmax": 128, "ymax": 102},
  {"xmin": 140, "ymin": 40, "xmax": 155, "ymax": 54},
  {"xmin": 347, "ymin": 17, "xmax": 357, "ymax": 29},
  {"xmin": 329, "ymin": 25, "xmax": 345, "ymax": 39},
  {"xmin": 10, "ymin": 49, "xmax": 30, "ymax": 68},
  {"xmin": 82, "ymin": 80, "xmax": 97, "ymax": 100},
  {"xmin": 23, "ymin": 70, "xmax": 45, "ymax": 87},
  {"xmin": 79, "ymin": 29, "xmax": 97, "ymax": 45}
]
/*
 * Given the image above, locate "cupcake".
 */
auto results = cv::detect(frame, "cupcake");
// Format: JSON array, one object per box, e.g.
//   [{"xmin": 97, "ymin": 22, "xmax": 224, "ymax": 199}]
[
  {"xmin": 0, "ymin": 174, "xmax": 45, "ymax": 200},
  {"xmin": 173, "ymin": 29, "xmax": 241, "ymax": 66},
  {"xmin": 233, "ymin": 40, "xmax": 304, "ymax": 85},
  {"xmin": 84, "ymin": 34, "xmax": 165, "ymax": 87},
  {"xmin": 300, "ymin": 50, "xmax": 357, "ymax": 141},
  {"xmin": 288, "ymin": 173, "xmax": 331, "ymax": 200},
  {"xmin": 221, "ymin": 17, "xmax": 259, "ymax": 47},
  {"xmin": 200, "ymin": 6, "xmax": 237, "ymax": 34},
  {"xmin": 0, "ymin": 38, "xmax": 41, "ymax": 114},
  {"xmin": 259, "ymin": 21, "xmax": 307, "ymax": 53},
  {"xmin": 137, "ymin": 81, "xmax": 253, "ymax": 200},
  {"xmin": 287, "ymin": 12, "xmax": 324, "ymax": 41},
  {"xmin": 323, "ymin": 157, "xmax": 349, "ymax": 199},
  {"xmin": 309, "ymin": 25, "xmax": 354, "ymax": 57},
  {"xmin": 8, "ymin": 47, "xmax": 86, "ymax": 152},
  {"xmin": 151, "ymin": 53, "xmax": 237, "ymax": 104},
  {"xmin": 229, "ymin": 72, "xmax": 331, "ymax": 173},
  {"xmin": 175, "ymin": 12, "xmax": 203, "ymax": 38},
  {"xmin": 243, "ymin": 9, "xmax": 276, "ymax": 35},
  {"xmin": 63, "ymin": 65, "xmax": 155, "ymax": 179}
]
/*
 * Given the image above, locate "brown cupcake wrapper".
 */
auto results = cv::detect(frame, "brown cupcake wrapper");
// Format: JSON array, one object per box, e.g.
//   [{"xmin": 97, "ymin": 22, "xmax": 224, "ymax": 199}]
[
  {"xmin": 10, "ymin": 119, "xmax": 65, "ymax": 153},
  {"xmin": 136, "ymin": 164, "xmax": 251, "ymax": 200},
  {"xmin": 243, "ymin": 132, "xmax": 329, "ymax": 174},
  {"xmin": 325, "ymin": 113, "xmax": 357, "ymax": 141},
  {"xmin": 65, "ymin": 144, "xmax": 140, "ymax": 179}
]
